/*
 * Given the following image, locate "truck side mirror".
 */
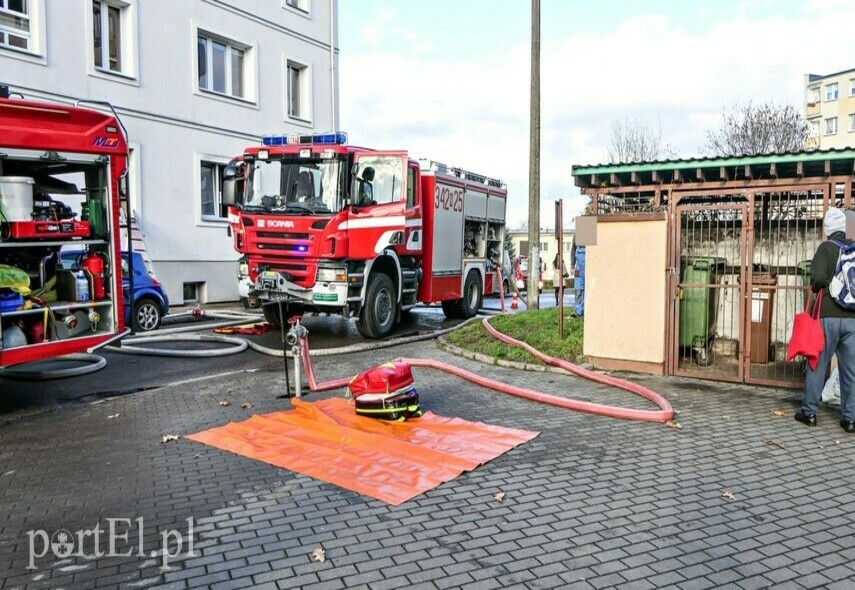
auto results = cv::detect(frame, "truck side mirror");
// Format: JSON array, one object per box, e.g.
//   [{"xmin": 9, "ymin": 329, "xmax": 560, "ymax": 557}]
[
  {"xmin": 222, "ymin": 161, "xmax": 244, "ymax": 207},
  {"xmin": 222, "ymin": 178, "xmax": 237, "ymax": 207}
]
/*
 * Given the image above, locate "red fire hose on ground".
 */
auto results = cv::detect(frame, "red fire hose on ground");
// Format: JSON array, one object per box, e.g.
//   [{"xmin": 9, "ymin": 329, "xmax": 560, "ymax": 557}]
[{"xmin": 299, "ymin": 316, "xmax": 675, "ymax": 424}]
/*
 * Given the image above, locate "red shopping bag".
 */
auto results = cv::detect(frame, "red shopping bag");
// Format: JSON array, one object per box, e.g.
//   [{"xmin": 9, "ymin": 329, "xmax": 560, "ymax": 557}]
[{"xmin": 786, "ymin": 291, "xmax": 825, "ymax": 370}]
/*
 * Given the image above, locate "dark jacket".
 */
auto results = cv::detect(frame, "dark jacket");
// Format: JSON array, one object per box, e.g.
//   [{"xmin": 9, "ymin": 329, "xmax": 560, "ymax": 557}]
[{"xmin": 810, "ymin": 231, "xmax": 855, "ymax": 318}]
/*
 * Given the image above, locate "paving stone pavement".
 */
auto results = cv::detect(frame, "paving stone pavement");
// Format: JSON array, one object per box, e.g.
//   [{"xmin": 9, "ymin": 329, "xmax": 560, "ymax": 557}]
[{"xmin": 2, "ymin": 339, "xmax": 855, "ymax": 590}]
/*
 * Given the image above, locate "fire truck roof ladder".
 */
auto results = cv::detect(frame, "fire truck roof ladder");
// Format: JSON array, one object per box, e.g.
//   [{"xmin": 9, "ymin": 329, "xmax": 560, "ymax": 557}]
[{"xmin": 418, "ymin": 159, "xmax": 505, "ymax": 189}]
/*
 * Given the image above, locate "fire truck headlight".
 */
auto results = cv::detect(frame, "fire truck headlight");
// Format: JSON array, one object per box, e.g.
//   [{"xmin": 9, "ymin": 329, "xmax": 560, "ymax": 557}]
[
  {"xmin": 239, "ymin": 262, "xmax": 249, "ymax": 276},
  {"xmin": 316, "ymin": 267, "xmax": 347, "ymax": 283}
]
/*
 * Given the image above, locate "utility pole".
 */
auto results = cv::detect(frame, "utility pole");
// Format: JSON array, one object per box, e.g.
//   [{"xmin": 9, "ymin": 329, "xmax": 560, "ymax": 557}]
[{"xmin": 527, "ymin": 0, "xmax": 541, "ymax": 309}]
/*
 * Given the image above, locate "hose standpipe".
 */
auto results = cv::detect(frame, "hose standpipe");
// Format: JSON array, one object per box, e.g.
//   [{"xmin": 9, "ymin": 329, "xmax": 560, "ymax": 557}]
[{"xmin": 286, "ymin": 317, "xmax": 308, "ymax": 398}]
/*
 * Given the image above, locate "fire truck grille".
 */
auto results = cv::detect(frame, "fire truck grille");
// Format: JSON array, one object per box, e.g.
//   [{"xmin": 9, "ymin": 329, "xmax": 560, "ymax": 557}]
[
  {"xmin": 256, "ymin": 232, "xmax": 310, "ymax": 240},
  {"xmin": 261, "ymin": 260, "xmax": 312, "ymax": 285}
]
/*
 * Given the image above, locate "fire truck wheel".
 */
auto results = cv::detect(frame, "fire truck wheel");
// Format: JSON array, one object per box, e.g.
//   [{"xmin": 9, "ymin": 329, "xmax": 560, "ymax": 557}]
[
  {"xmin": 441, "ymin": 300, "xmax": 459, "ymax": 319},
  {"xmin": 263, "ymin": 303, "xmax": 282, "ymax": 328},
  {"xmin": 458, "ymin": 271, "xmax": 483, "ymax": 318},
  {"xmin": 356, "ymin": 273, "xmax": 396, "ymax": 339},
  {"xmin": 133, "ymin": 298, "xmax": 162, "ymax": 332}
]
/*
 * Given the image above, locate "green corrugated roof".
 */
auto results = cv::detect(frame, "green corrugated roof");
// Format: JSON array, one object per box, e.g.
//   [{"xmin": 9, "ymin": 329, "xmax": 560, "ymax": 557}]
[{"xmin": 571, "ymin": 148, "xmax": 855, "ymax": 176}]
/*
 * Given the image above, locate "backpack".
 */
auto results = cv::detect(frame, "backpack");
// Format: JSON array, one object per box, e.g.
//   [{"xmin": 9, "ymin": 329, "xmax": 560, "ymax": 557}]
[{"xmin": 828, "ymin": 240, "xmax": 855, "ymax": 310}]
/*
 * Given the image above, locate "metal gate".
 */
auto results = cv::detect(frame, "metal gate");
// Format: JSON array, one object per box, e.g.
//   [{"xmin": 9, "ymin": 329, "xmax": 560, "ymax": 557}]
[{"xmin": 668, "ymin": 187, "xmax": 827, "ymax": 387}]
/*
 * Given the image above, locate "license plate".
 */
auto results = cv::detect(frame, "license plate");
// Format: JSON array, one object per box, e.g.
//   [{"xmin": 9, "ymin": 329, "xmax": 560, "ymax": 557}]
[{"xmin": 313, "ymin": 293, "xmax": 338, "ymax": 302}]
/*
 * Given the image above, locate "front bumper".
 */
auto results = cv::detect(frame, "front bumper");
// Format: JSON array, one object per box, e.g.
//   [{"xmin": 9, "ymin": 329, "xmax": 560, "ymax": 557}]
[{"xmin": 252, "ymin": 270, "xmax": 348, "ymax": 309}]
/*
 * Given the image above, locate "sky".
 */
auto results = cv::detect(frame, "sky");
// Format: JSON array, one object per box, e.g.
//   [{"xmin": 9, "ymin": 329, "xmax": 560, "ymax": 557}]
[{"xmin": 337, "ymin": 0, "xmax": 855, "ymax": 228}]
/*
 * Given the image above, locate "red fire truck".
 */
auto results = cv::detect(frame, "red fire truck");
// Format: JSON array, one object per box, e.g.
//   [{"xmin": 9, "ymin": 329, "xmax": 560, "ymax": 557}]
[
  {"xmin": 224, "ymin": 132, "xmax": 508, "ymax": 338},
  {"xmin": 0, "ymin": 90, "xmax": 127, "ymax": 367}
]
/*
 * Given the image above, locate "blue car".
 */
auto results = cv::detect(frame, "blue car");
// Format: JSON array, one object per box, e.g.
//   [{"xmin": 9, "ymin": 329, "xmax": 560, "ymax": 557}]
[{"xmin": 60, "ymin": 248, "xmax": 169, "ymax": 332}]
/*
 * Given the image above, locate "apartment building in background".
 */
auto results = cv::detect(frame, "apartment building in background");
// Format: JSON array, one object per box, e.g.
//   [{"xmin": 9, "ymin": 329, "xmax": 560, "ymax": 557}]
[
  {"xmin": 805, "ymin": 68, "xmax": 855, "ymax": 150},
  {"xmin": 0, "ymin": 0, "xmax": 339, "ymax": 304}
]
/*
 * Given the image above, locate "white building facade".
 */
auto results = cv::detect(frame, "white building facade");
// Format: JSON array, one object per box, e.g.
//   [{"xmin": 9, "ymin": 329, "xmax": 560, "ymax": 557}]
[{"xmin": 0, "ymin": 0, "xmax": 339, "ymax": 303}]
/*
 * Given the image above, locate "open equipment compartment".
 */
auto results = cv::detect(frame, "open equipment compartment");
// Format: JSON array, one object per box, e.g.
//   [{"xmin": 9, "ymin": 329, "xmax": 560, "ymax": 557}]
[{"xmin": 0, "ymin": 94, "xmax": 127, "ymax": 367}]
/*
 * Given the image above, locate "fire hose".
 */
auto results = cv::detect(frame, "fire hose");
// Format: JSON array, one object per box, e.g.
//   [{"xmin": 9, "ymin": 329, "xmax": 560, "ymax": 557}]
[{"xmin": 293, "ymin": 315, "xmax": 674, "ymax": 423}]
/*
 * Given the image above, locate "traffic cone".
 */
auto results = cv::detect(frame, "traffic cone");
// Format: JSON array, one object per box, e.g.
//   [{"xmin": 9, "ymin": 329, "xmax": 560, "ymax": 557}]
[{"xmin": 511, "ymin": 292, "xmax": 519, "ymax": 309}]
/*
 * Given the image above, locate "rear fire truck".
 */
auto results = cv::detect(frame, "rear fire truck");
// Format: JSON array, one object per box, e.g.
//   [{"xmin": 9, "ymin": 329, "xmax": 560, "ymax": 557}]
[
  {"xmin": 224, "ymin": 133, "xmax": 508, "ymax": 339},
  {"xmin": 0, "ymin": 90, "xmax": 127, "ymax": 367}
]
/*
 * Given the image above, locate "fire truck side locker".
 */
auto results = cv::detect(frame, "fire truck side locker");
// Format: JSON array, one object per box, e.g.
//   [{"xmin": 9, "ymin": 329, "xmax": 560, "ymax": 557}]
[{"xmin": 0, "ymin": 97, "xmax": 127, "ymax": 368}]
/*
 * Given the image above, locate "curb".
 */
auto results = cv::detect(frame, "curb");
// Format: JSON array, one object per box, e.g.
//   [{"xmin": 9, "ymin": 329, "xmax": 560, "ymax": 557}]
[{"xmin": 437, "ymin": 335, "xmax": 593, "ymax": 376}]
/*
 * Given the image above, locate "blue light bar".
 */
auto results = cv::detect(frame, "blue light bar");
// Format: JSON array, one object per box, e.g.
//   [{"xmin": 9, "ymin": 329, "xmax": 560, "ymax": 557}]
[{"xmin": 261, "ymin": 132, "xmax": 348, "ymax": 147}]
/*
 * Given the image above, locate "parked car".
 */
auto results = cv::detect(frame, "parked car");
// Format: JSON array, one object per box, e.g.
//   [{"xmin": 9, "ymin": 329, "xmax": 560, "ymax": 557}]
[{"xmin": 59, "ymin": 247, "xmax": 169, "ymax": 331}]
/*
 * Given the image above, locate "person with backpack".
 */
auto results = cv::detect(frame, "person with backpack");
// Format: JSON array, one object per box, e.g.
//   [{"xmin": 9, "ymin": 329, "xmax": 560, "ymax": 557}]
[{"xmin": 795, "ymin": 207, "xmax": 855, "ymax": 432}]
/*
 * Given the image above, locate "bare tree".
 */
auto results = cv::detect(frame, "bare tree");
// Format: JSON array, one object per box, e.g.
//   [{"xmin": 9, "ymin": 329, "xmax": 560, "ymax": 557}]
[
  {"xmin": 607, "ymin": 117, "xmax": 676, "ymax": 163},
  {"xmin": 704, "ymin": 101, "xmax": 809, "ymax": 157}
]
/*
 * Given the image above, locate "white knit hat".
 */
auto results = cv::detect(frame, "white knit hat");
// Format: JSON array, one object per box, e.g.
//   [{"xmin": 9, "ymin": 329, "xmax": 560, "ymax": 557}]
[{"xmin": 824, "ymin": 207, "xmax": 846, "ymax": 236}]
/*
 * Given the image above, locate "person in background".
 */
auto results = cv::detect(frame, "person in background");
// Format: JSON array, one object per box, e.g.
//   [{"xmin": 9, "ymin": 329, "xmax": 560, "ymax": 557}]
[
  {"xmin": 571, "ymin": 236, "xmax": 586, "ymax": 317},
  {"xmin": 795, "ymin": 207, "xmax": 855, "ymax": 432},
  {"xmin": 552, "ymin": 253, "xmax": 568, "ymax": 306}
]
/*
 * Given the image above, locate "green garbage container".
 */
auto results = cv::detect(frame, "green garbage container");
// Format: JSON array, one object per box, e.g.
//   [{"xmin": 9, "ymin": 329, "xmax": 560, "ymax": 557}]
[
  {"xmin": 796, "ymin": 260, "xmax": 812, "ymax": 306},
  {"xmin": 679, "ymin": 256, "xmax": 727, "ymax": 365}
]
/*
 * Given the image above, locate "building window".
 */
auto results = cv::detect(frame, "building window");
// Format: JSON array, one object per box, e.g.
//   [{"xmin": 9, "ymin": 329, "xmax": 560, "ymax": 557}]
[
  {"xmin": 826, "ymin": 83, "xmax": 839, "ymax": 101},
  {"xmin": 92, "ymin": 0, "xmax": 129, "ymax": 73},
  {"xmin": 285, "ymin": 0, "xmax": 309, "ymax": 12},
  {"xmin": 540, "ymin": 242, "xmax": 548, "ymax": 251},
  {"xmin": 850, "ymin": 114, "xmax": 855, "ymax": 133},
  {"xmin": 825, "ymin": 117, "xmax": 838, "ymax": 135},
  {"xmin": 0, "ymin": 0, "xmax": 30, "ymax": 51},
  {"xmin": 809, "ymin": 120, "xmax": 820, "ymax": 138},
  {"xmin": 808, "ymin": 86, "xmax": 820, "ymax": 104},
  {"xmin": 200, "ymin": 160, "xmax": 227, "ymax": 220},
  {"xmin": 198, "ymin": 34, "xmax": 246, "ymax": 99},
  {"xmin": 851, "ymin": 79, "xmax": 855, "ymax": 97},
  {"xmin": 287, "ymin": 60, "xmax": 310, "ymax": 120}
]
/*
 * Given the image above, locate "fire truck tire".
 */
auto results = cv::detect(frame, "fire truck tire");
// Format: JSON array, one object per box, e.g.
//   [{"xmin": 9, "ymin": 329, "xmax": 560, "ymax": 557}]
[
  {"xmin": 441, "ymin": 300, "xmax": 459, "ymax": 319},
  {"xmin": 263, "ymin": 303, "xmax": 282, "ymax": 328},
  {"xmin": 356, "ymin": 273, "xmax": 396, "ymax": 339},
  {"xmin": 458, "ymin": 271, "xmax": 482, "ymax": 318}
]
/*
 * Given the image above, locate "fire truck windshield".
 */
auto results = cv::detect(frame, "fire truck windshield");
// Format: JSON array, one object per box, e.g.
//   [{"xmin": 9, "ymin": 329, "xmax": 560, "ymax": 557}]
[{"xmin": 244, "ymin": 157, "xmax": 343, "ymax": 214}]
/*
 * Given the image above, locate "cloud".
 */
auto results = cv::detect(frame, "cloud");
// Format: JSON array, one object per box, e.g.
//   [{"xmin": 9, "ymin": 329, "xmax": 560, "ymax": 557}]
[{"xmin": 340, "ymin": 1, "xmax": 855, "ymax": 228}]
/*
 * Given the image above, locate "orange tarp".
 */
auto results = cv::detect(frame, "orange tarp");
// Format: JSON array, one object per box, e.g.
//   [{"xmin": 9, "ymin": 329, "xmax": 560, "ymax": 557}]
[{"xmin": 187, "ymin": 398, "xmax": 539, "ymax": 505}]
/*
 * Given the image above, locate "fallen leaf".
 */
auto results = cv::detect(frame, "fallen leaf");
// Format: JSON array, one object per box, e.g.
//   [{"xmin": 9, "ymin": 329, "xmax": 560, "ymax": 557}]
[
  {"xmin": 723, "ymin": 416, "xmax": 730, "ymax": 421},
  {"xmin": 665, "ymin": 420, "xmax": 683, "ymax": 429},
  {"xmin": 494, "ymin": 492, "xmax": 506, "ymax": 503},
  {"xmin": 836, "ymin": 440, "xmax": 841, "ymax": 445},
  {"xmin": 161, "ymin": 434, "xmax": 180, "ymax": 443},
  {"xmin": 765, "ymin": 439, "xmax": 786, "ymax": 450},
  {"xmin": 107, "ymin": 413, "xmax": 120, "ymax": 419},
  {"xmin": 311, "ymin": 547, "xmax": 325, "ymax": 563},
  {"xmin": 241, "ymin": 402, "xmax": 252, "ymax": 409},
  {"xmin": 219, "ymin": 400, "xmax": 230, "ymax": 407},
  {"xmin": 722, "ymin": 491, "xmax": 736, "ymax": 501},
  {"xmin": 773, "ymin": 409, "xmax": 788, "ymax": 418},
  {"xmin": 193, "ymin": 453, "xmax": 201, "ymax": 459},
  {"xmin": 674, "ymin": 410, "xmax": 681, "ymax": 415}
]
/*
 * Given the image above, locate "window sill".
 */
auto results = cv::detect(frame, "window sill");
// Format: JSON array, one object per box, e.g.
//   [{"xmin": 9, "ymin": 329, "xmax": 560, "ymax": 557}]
[
  {"xmin": 195, "ymin": 88, "xmax": 258, "ymax": 110},
  {"xmin": 198, "ymin": 217, "xmax": 229, "ymax": 227},
  {"xmin": 282, "ymin": 1, "xmax": 311, "ymax": 18},
  {"xmin": 286, "ymin": 115, "xmax": 313, "ymax": 128},
  {"xmin": 89, "ymin": 67, "xmax": 140, "ymax": 87},
  {"xmin": 0, "ymin": 44, "xmax": 46, "ymax": 66}
]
